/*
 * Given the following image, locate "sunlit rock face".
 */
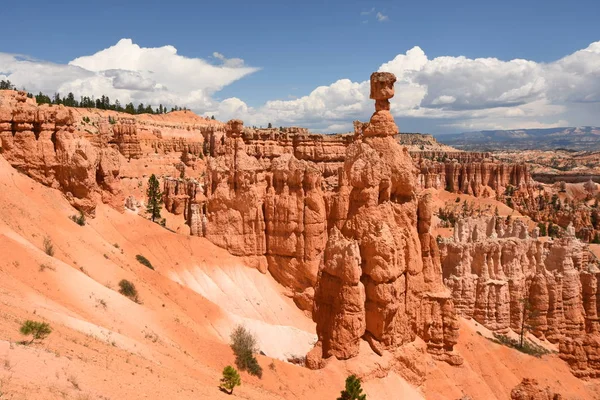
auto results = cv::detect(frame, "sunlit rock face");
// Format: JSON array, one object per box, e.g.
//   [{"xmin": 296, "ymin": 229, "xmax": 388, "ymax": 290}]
[{"xmin": 441, "ymin": 215, "xmax": 600, "ymax": 378}]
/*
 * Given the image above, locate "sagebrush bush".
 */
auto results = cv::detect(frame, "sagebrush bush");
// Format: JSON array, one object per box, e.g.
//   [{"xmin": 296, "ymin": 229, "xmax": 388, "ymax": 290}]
[
  {"xmin": 118, "ymin": 279, "xmax": 139, "ymax": 302},
  {"xmin": 135, "ymin": 254, "xmax": 154, "ymax": 270},
  {"xmin": 230, "ymin": 325, "xmax": 262, "ymax": 378}
]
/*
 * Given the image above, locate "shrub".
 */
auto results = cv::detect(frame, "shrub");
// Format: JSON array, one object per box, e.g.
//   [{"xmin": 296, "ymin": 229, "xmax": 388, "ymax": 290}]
[
  {"xmin": 136, "ymin": 254, "xmax": 154, "ymax": 270},
  {"xmin": 491, "ymin": 333, "xmax": 551, "ymax": 358},
  {"xmin": 220, "ymin": 365, "xmax": 241, "ymax": 395},
  {"xmin": 337, "ymin": 374, "xmax": 367, "ymax": 400},
  {"xmin": 20, "ymin": 320, "xmax": 52, "ymax": 344},
  {"xmin": 70, "ymin": 211, "xmax": 86, "ymax": 226},
  {"xmin": 118, "ymin": 279, "xmax": 139, "ymax": 302},
  {"xmin": 230, "ymin": 325, "xmax": 262, "ymax": 378},
  {"xmin": 39, "ymin": 263, "xmax": 55, "ymax": 272},
  {"xmin": 537, "ymin": 222, "xmax": 547, "ymax": 237},
  {"xmin": 43, "ymin": 237, "xmax": 55, "ymax": 256}
]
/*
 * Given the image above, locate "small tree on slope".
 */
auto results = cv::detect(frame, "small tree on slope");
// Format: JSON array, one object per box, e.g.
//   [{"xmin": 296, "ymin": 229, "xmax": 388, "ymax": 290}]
[
  {"xmin": 338, "ymin": 374, "xmax": 367, "ymax": 400},
  {"xmin": 146, "ymin": 174, "xmax": 163, "ymax": 222},
  {"xmin": 20, "ymin": 320, "xmax": 52, "ymax": 344},
  {"xmin": 220, "ymin": 365, "xmax": 241, "ymax": 395}
]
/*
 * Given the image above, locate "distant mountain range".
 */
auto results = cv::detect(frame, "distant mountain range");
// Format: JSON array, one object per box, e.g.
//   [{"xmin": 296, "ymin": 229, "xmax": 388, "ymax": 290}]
[{"xmin": 435, "ymin": 126, "xmax": 600, "ymax": 151}]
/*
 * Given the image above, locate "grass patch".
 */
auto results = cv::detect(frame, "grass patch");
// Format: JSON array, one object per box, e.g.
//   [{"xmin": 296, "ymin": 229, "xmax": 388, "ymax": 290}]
[
  {"xmin": 491, "ymin": 333, "xmax": 552, "ymax": 358},
  {"xmin": 136, "ymin": 254, "xmax": 154, "ymax": 270}
]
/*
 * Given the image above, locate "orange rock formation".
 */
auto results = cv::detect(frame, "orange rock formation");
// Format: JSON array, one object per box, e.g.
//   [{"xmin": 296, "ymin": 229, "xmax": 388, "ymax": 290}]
[
  {"xmin": 0, "ymin": 91, "xmax": 122, "ymax": 212},
  {"xmin": 442, "ymin": 215, "xmax": 600, "ymax": 377}
]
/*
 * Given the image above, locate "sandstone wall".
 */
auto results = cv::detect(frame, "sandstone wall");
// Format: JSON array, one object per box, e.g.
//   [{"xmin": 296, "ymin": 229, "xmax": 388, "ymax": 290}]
[
  {"xmin": 441, "ymin": 216, "xmax": 600, "ymax": 377},
  {"xmin": 0, "ymin": 91, "xmax": 122, "ymax": 212},
  {"xmin": 416, "ymin": 159, "xmax": 534, "ymax": 197}
]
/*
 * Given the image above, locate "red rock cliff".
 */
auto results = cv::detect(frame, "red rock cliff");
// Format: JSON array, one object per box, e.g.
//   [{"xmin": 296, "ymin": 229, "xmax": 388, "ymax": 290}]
[
  {"xmin": 441, "ymin": 215, "xmax": 600, "ymax": 377},
  {"xmin": 0, "ymin": 91, "xmax": 122, "ymax": 212}
]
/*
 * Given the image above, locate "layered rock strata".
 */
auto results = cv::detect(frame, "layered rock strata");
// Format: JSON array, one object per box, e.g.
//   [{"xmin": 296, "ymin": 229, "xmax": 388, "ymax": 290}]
[
  {"xmin": 0, "ymin": 91, "xmax": 122, "ymax": 212},
  {"xmin": 415, "ymin": 158, "xmax": 534, "ymax": 197},
  {"xmin": 441, "ymin": 216, "xmax": 600, "ymax": 377}
]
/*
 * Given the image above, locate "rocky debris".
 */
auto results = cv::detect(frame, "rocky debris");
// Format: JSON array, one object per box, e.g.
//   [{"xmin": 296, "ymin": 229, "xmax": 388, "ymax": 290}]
[
  {"xmin": 510, "ymin": 378, "xmax": 563, "ymax": 400},
  {"xmin": 442, "ymin": 215, "xmax": 600, "ymax": 377},
  {"xmin": 124, "ymin": 195, "xmax": 140, "ymax": 211},
  {"xmin": 0, "ymin": 90, "xmax": 122, "ymax": 212}
]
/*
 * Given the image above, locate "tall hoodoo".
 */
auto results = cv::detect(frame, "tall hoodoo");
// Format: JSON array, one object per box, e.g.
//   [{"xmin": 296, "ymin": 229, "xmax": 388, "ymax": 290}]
[
  {"xmin": 311, "ymin": 72, "xmax": 461, "ymax": 367},
  {"xmin": 362, "ymin": 72, "xmax": 399, "ymax": 137}
]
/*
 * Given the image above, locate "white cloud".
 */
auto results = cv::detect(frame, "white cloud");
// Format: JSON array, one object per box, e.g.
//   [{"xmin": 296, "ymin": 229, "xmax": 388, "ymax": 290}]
[
  {"xmin": 1, "ymin": 39, "xmax": 599, "ymax": 133},
  {"xmin": 210, "ymin": 41, "xmax": 600, "ymax": 133},
  {"xmin": 361, "ymin": 8, "xmax": 389, "ymax": 23},
  {"xmin": 0, "ymin": 38, "xmax": 258, "ymax": 109},
  {"xmin": 376, "ymin": 12, "xmax": 389, "ymax": 22},
  {"xmin": 360, "ymin": 8, "xmax": 375, "ymax": 15}
]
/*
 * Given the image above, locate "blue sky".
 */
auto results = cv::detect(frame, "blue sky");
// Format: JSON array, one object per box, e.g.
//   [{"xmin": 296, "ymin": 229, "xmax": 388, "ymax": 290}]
[{"xmin": 1, "ymin": 0, "xmax": 599, "ymax": 133}]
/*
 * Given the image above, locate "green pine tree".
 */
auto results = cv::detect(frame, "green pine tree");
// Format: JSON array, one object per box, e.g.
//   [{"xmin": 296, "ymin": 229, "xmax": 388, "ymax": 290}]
[
  {"xmin": 220, "ymin": 365, "xmax": 241, "ymax": 395},
  {"xmin": 20, "ymin": 320, "xmax": 52, "ymax": 344},
  {"xmin": 146, "ymin": 174, "xmax": 163, "ymax": 222},
  {"xmin": 338, "ymin": 375, "xmax": 367, "ymax": 400}
]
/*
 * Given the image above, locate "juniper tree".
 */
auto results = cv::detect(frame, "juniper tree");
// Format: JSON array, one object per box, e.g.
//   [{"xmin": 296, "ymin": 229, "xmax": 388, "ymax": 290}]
[
  {"xmin": 338, "ymin": 375, "xmax": 367, "ymax": 400},
  {"xmin": 146, "ymin": 174, "xmax": 163, "ymax": 222}
]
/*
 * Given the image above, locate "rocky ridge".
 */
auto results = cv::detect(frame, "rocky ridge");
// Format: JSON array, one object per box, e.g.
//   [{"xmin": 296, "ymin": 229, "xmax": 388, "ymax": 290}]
[{"xmin": 0, "ymin": 90, "xmax": 122, "ymax": 212}]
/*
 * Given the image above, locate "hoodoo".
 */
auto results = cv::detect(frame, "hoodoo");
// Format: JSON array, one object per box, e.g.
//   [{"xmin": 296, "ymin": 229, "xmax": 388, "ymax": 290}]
[{"xmin": 310, "ymin": 72, "xmax": 461, "ymax": 367}]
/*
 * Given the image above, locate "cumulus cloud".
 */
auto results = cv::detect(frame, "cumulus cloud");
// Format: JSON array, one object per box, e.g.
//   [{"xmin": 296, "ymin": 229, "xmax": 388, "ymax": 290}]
[
  {"xmin": 0, "ymin": 38, "xmax": 258, "ymax": 110},
  {"xmin": 376, "ymin": 12, "xmax": 389, "ymax": 22},
  {"xmin": 210, "ymin": 41, "xmax": 600, "ymax": 133},
  {"xmin": 1, "ymin": 39, "xmax": 599, "ymax": 133}
]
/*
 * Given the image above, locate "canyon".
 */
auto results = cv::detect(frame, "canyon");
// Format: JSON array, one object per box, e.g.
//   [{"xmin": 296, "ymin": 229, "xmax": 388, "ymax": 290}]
[{"xmin": 1, "ymin": 73, "xmax": 600, "ymax": 399}]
